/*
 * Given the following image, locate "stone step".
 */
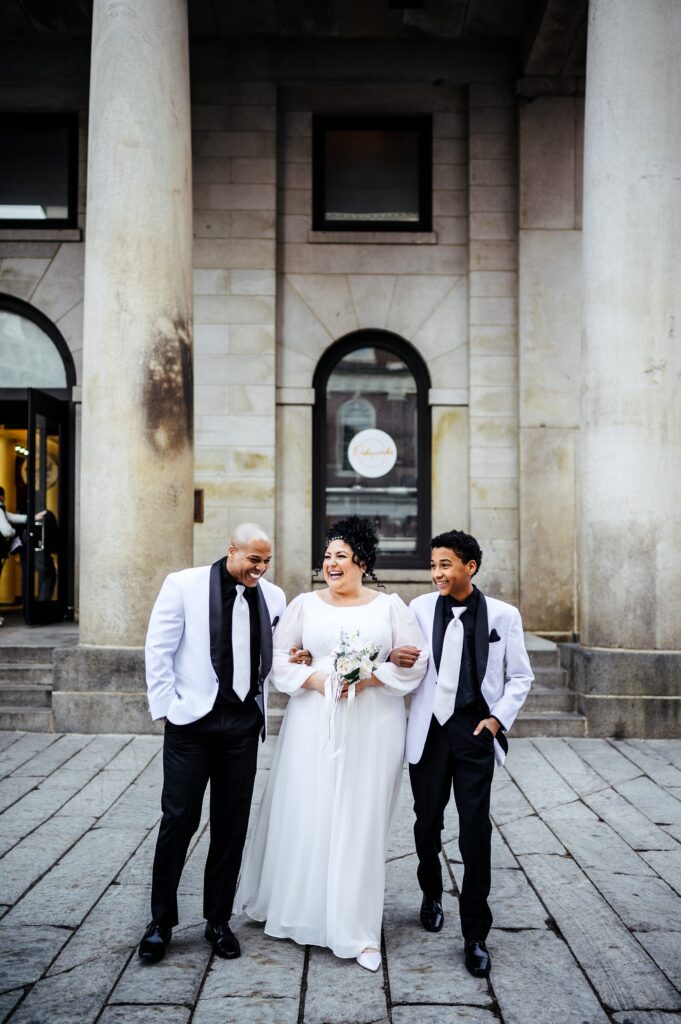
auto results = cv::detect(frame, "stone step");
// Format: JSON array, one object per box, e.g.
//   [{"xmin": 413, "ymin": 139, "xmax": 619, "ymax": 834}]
[
  {"xmin": 266, "ymin": 707, "xmax": 285, "ymax": 736},
  {"xmin": 512, "ymin": 712, "xmax": 587, "ymax": 738},
  {"xmin": 266, "ymin": 708, "xmax": 588, "ymax": 740},
  {"xmin": 267, "ymin": 668, "xmax": 568, "ymax": 706},
  {"xmin": 0, "ymin": 645, "xmax": 56, "ymax": 665},
  {"xmin": 523, "ymin": 686, "xmax": 576, "ymax": 713},
  {"xmin": 0, "ymin": 706, "xmax": 53, "ymax": 732},
  {"xmin": 0, "ymin": 684, "xmax": 52, "ymax": 707},
  {"xmin": 525, "ymin": 645, "xmax": 561, "ymax": 671},
  {"xmin": 0, "ymin": 663, "xmax": 53, "ymax": 686},
  {"xmin": 531, "ymin": 666, "xmax": 568, "ymax": 689}
]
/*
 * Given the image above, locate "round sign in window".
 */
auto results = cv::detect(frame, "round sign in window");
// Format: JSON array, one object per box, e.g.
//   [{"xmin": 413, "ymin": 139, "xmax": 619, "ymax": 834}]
[{"xmin": 347, "ymin": 429, "xmax": 397, "ymax": 479}]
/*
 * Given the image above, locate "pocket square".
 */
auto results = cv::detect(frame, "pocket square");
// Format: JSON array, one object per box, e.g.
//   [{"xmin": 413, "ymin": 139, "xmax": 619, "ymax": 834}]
[{"xmin": 489, "ymin": 629, "xmax": 501, "ymax": 643}]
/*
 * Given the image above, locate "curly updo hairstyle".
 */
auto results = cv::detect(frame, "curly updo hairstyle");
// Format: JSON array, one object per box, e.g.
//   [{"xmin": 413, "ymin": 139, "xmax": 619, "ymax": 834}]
[{"xmin": 324, "ymin": 515, "xmax": 383, "ymax": 587}]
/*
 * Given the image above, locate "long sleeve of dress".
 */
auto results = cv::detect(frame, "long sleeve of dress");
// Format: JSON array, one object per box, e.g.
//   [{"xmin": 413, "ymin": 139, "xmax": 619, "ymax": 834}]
[
  {"xmin": 270, "ymin": 594, "xmax": 316, "ymax": 697},
  {"xmin": 373, "ymin": 593, "xmax": 429, "ymax": 697}
]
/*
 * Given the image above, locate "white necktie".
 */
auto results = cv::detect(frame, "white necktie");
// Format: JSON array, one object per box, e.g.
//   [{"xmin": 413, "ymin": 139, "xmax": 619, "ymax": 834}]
[
  {"xmin": 232, "ymin": 584, "xmax": 251, "ymax": 701},
  {"xmin": 432, "ymin": 606, "xmax": 467, "ymax": 726}
]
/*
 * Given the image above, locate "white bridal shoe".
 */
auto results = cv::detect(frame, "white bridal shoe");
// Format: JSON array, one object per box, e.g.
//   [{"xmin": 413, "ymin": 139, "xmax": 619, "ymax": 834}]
[{"xmin": 356, "ymin": 948, "xmax": 382, "ymax": 972}]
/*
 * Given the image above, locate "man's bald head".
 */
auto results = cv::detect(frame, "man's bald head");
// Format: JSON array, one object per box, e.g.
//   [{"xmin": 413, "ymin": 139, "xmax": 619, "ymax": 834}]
[
  {"xmin": 230, "ymin": 522, "xmax": 270, "ymax": 549},
  {"xmin": 226, "ymin": 523, "xmax": 272, "ymax": 587}
]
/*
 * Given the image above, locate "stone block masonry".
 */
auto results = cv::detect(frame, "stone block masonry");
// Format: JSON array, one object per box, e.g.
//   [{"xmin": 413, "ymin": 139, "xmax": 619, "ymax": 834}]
[
  {"xmin": 467, "ymin": 83, "xmax": 519, "ymax": 605},
  {"xmin": 191, "ymin": 82, "xmax": 277, "ymax": 567}
]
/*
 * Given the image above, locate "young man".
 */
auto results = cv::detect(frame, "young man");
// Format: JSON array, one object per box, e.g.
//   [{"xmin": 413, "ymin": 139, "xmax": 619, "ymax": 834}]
[
  {"xmin": 406, "ymin": 530, "xmax": 533, "ymax": 977},
  {"xmin": 139, "ymin": 524, "xmax": 286, "ymax": 964}
]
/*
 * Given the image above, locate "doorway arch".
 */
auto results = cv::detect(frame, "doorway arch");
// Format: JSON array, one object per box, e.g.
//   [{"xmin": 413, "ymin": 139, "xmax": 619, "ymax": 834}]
[
  {"xmin": 0, "ymin": 293, "xmax": 75, "ymax": 622},
  {"xmin": 0, "ymin": 292, "xmax": 76, "ymax": 390}
]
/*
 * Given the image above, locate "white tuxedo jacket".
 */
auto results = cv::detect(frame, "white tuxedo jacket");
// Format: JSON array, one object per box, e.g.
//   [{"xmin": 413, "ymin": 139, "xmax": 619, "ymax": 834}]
[
  {"xmin": 406, "ymin": 590, "xmax": 533, "ymax": 766},
  {"xmin": 145, "ymin": 562, "xmax": 286, "ymax": 736}
]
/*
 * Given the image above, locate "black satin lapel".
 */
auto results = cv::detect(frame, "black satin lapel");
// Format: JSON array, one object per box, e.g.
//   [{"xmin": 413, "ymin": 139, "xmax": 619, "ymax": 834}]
[
  {"xmin": 432, "ymin": 596, "xmax": 446, "ymax": 673},
  {"xmin": 209, "ymin": 559, "xmax": 223, "ymax": 678},
  {"xmin": 257, "ymin": 585, "xmax": 273, "ymax": 682},
  {"xmin": 476, "ymin": 590, "xmax": 489, "ymax": 684}
]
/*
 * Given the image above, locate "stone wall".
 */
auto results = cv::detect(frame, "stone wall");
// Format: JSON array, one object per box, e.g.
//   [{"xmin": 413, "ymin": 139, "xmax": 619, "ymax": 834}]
[
  {"xmin": 191, "ymin": 81, "xmax": 277, "ymax": 567},
  {"xmin": 1, "ymin": 61, "xmax": 585, "ymax": 624},
  {"xmin": 275, "ymin": 82, "xmax": 470, "ymax": 599},
  {"xmin": 467, "ymin": 82, "xmax": 519, "ymax": 604},
  {"xmin": 518, "ymin": 94, "xmax": 584, "ymax": 636}
]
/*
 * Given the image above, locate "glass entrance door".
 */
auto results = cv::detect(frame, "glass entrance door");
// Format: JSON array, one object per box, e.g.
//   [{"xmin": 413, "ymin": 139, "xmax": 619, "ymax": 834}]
[{"xmin": 25, "ymin": 388, "xmax": 69, "ymax": 624}]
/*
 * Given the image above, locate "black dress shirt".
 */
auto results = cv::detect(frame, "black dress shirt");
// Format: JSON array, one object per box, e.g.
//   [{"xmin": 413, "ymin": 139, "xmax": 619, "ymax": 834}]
[
  {"xmin": 215, "ymin": 562, "xmax": 261, "ymax": 711},
  {"xmin": 435, "ymin": 586, "xmax": 485, "ymax": 712}
]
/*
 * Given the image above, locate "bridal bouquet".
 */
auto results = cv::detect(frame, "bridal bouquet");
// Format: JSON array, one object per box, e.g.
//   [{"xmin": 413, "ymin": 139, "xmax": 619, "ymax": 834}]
[
  {"xmin": 333, "ymin": 629, "xmax": 380, "ymax": 687},
  {"xmin": 325, "ymin": 630, "xmax": 380, "ymax": 744}
]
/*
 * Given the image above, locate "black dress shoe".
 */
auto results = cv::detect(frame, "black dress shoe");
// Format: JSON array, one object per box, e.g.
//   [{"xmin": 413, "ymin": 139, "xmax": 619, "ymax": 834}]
[
  {"xmin": 420, "ymin": 896, "xmax": 444, "ymax": 932},
  {"xmin": 138, "ymin": 921, "xmax": 172, "ymax": 963},
  {"xmin": 464, "ymin": 938, "xmax": 491, "ymax": 977},
  {"xmin": 205, "ymin": 921, "xmax": 241, "ymax": 959}
]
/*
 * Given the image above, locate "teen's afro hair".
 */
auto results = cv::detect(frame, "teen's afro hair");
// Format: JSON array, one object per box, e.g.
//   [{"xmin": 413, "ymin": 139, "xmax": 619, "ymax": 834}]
[{"xmin": 325, "ymin": 516, "xmax": 380, "ymax": 575}]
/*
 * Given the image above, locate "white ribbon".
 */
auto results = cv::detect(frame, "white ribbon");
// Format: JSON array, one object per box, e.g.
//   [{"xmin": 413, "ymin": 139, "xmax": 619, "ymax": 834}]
[{"xmin": 324, "ymin": 674, "xmax": 358, "ymax": 760}]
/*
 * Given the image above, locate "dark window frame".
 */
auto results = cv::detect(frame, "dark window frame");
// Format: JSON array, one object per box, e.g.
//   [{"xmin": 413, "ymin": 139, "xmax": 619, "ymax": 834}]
[
  {"xmin": 0, "ymin": 292, "xmax": 77, "ymax": 388},
  {"xmin": 312, "ymin": 114, "xmax": 433, "ymax": 233},
  {"xmin": 0, "ymin": 112, "xmax": 79, "ymax": 229},
  {"xmin": 312, "ymin": 330, "xmax": 431, "ymax": 571}
]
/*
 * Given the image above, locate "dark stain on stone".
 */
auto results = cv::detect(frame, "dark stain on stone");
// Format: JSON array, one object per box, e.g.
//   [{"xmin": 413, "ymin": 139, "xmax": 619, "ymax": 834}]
[{"xmin": 142, "ymin": 320, "xmax": 193, "ymax": 454}]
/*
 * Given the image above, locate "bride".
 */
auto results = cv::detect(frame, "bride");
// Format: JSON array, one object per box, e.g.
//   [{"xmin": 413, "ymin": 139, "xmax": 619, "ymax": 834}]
[{"xmin": 235, "ymin": 516, "xmax": 427, "ymax": 971}]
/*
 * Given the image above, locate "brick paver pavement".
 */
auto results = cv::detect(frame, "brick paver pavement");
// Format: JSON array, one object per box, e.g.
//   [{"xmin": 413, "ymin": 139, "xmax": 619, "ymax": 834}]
[{"xmin": 1, "ymin": 732, "xmax": 680, "ymax": 1024}]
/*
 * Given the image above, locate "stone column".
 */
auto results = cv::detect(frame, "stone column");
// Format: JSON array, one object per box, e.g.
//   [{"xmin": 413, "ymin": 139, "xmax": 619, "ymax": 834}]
[
  {"xmin": 575, "ymin": 0, "xmax": 681, "ymax": 734},
  {"xmin": 54, "ymin": 0, "xmax": 193, "ymax": 731}
]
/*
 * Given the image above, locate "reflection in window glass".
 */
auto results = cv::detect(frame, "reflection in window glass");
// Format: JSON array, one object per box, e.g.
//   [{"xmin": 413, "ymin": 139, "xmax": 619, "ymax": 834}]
[
  {"xmin": 31, "ymin": 416, "xmax": 61, "ymax": 604},
  {"xmin": 326, "ymin": 346, "xmax": 418, "ymax": 555},
  {"xmin": 0, "ymin": 312, "xmax": 67, "ymax": 387},
  {"xmin": 325, "ymin": 130, "xmax": 420, "ymax": 222},
  {"xmin": 0, "ymin": 115, "xmax": 75, "ymax": 223},
  {"xmin": 313, "ymin": 115, "xmax": 432, "ymax": 232}
]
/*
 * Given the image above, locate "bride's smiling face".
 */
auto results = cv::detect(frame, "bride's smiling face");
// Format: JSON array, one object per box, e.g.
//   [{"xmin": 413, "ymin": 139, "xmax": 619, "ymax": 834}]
[{"xmin": 323, "ymin": 540, "xmax": 365, "ymax": 591}]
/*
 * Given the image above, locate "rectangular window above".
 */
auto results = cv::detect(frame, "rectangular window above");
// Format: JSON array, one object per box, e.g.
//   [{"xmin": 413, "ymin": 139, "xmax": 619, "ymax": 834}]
[
  {"xmin": 0, "ymin": 112, "xmax": 79, "ymax": 228},
  {"xmin": 312, "ymin": 114, "xmax": 432, "ymax": 233}
]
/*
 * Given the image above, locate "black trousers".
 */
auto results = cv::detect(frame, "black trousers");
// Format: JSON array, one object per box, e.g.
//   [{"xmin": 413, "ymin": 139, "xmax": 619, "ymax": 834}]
[
  {"xmin": 409, "ymin": 708, "xmax": 495, "ymax": 940},
  {"xmin": 150, "ymin": 698, "xmax": 260, "ymax": 928}
]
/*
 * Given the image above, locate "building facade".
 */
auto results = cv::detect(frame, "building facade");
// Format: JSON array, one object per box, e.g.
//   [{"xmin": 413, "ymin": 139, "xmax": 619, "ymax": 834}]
[{"xmin": 0, "ymin": 0, "xmax": 679, "ymax": 735}]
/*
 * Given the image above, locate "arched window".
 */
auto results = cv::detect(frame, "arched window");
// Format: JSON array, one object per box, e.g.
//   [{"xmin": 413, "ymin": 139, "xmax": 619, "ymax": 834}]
[
  {"xmin": 0, "ymin": 293, "xmax": 76, "ymax": 389},
  {"xmin": 313, "ymin": 331, "xmax": 431, "ymax": 569}
]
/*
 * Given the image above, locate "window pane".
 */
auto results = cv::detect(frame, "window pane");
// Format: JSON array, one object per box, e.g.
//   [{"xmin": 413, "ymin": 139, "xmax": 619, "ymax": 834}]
[
  {"xmin": 0, "ymin": 311, "xmax": 67, "ymax": 387},
  {"xmin": 0, "ymin": 117, "xmax": 73, "ymax": 222},
  {"xmin": 31, "ymin": 414, "xmax": 61, "ymax": 604},
  {"xmin": 326, "ymin": 346, "xmax": 418, "ymax": 555},
  {"xmin": 325, "ymin": 129, "xmax": 420, "ymax": 222}
]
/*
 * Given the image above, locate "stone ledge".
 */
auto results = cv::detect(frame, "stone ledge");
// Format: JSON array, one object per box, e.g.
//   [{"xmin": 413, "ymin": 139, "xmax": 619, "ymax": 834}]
[
  {"xmin": 0, "ymin": 228, "xmax": 83, "ymax": 241},
  {"xmin": 307, "ymin": 230, "xmax": 438, "ymax": 244},
  {"xmin": 53, "ymin": 645, "xmax": 145, "ymax": 694},
  {"xmin": 560, "ymin": 643, "xmax": 681, "ymax": 697},
  {"xmin": 578, "ymin": 694, "xmax": 681, "ymax": 739},
  {"xmin": 52, "ymin": 691, "xmax": 161, "ymax": 734},
  {"xmin": 561, "ymin": 644, "xmax": 681, "ymax": 738}
]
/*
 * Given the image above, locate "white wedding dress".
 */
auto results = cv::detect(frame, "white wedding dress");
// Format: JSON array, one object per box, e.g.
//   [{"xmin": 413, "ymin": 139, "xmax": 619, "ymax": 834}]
[{"xmin": 235, "ymin": 590, "xmax": 427, "ymax": 958}]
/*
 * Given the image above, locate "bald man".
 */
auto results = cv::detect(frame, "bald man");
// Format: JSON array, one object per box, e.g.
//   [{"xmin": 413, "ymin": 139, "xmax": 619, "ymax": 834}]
[{"xmin": 139, "ymin": 526, "xmax": 286, "ymax": 963}]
